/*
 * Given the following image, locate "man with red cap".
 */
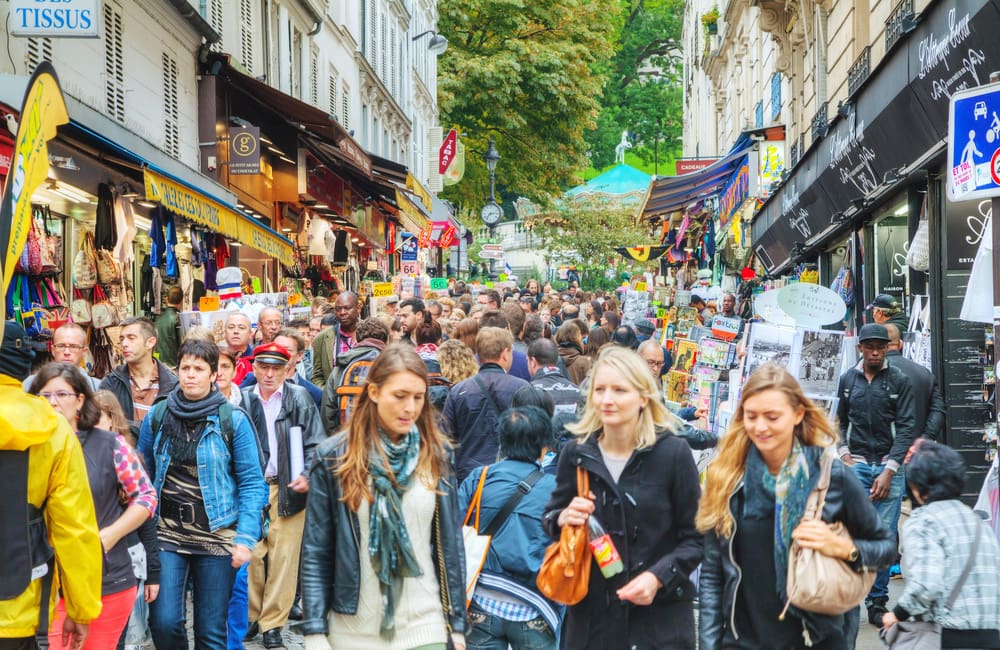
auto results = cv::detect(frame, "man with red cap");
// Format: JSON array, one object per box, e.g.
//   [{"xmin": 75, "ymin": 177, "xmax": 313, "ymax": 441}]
[{"xmin": 240, "ymin": 343, "xmax": 324, "ymax": 647}]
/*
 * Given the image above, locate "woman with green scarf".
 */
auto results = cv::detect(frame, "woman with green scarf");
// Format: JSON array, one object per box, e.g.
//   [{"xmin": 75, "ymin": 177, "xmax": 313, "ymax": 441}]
[
  {"xmin": 301, "ymin": 345, "xmax": 467, "ymax": 650},
  {"xmin": 697, "ymin": 364, "xmax": 895, "ymax": 649}
]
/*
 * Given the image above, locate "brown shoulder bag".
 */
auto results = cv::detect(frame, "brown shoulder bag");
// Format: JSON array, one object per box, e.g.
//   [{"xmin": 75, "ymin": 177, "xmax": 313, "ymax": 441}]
[{"xmin": 536, "ymin": 466, "xmax": 591, "ymax": 605}]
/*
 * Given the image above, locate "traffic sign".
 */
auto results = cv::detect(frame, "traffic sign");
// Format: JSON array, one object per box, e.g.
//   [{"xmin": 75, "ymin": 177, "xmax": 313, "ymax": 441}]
[
  {"xmin": 480, "ymin": 244, "xmax": 504, "ymax": 260},
  {"xmin": 439, "ymin": 129, "xmax": 458, "ymax": 175},
  {"xmin": 948, "ymin": 81, "xmax": 1000, "ymax": 200}
]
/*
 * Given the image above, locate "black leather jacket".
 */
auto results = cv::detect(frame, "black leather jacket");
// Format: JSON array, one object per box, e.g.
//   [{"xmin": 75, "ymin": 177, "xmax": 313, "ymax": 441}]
[
  {"xmin": 699, "ymin": 446, "xmax": 896, "ymax": 650},
  {"xmin": 300, "ymin": 432, "xmax": 467, "ymax": 637}
]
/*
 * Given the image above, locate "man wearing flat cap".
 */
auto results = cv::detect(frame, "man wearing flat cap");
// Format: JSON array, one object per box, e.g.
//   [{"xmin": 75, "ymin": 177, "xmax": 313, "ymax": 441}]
[
  {"xmin": 241, "ymin": 342, "xmax": 324, "ymax": 647},
  {"xmin": 836, "ymin": 323, "xmax": 916, "ymax": 631}
]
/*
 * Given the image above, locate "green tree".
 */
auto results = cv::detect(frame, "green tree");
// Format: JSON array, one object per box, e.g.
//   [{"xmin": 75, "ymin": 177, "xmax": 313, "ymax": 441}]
[
  {"xmin": 587, "ymin": 0, "xmax": 685, "ymax": 173},
  {"xmin": 530, "ymin": 196, "xmax": 650, "ymax": 289},
  {"xmin": 437, "ymin": 0, "xmax": 623, "ymax": 219}
]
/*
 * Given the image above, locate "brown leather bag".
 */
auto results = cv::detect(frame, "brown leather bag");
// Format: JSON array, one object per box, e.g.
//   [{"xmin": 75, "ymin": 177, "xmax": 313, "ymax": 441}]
[
  {"xmin": 536, "ymin": 466, "xmax": 591, "ymax": 605},
  {"xmin": 781, "ymin": 453, "xmax": 875, "ymax": 618}
]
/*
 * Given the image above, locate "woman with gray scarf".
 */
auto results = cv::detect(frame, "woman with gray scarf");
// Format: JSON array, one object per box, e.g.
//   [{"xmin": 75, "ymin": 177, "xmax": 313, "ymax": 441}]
[{"xmin": 301, "ymin": 345, "xmax": 467, "ymax": 650}]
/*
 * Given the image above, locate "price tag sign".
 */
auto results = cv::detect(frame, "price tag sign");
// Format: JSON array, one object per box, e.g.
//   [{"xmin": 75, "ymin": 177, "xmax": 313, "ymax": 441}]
[
  {"xmin": 372, "ymin": 282, "xmax": 393, "ymax": 298},
  {"xmin": 401, "ymin": 262, "xmax": 418, "ymax": 275},
  {"xmin": 430, "ymin": 278, "xmax": 448, "ymax": 291}
]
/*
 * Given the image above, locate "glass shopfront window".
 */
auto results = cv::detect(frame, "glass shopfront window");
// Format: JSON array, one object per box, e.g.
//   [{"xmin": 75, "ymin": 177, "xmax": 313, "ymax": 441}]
[{"xmin": 868, "ymin": 198, "xmax": 910, "ymax": 309}]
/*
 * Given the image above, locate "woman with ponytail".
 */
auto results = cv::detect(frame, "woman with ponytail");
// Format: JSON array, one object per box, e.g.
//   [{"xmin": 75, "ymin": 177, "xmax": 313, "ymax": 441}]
[{"xmin": 697, "ymin": 364, "xmax": 894, "ymax": 649}]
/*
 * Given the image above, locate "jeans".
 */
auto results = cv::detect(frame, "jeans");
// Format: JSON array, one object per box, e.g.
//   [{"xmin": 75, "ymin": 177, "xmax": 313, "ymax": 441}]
[
  {"xmin": 151, "ymin": 550, "xmax": 237, "ymax": 650},
  {"xmin": 228, "ymin": 564, "xmax": 249, "ymax": 650},
  {"xmin": 467, "ymin": 602, "xmax": 556, "ymax": 650},
  {"xmin": 849, "ymin": 462, "xmax": 904, "ymax": 603}
]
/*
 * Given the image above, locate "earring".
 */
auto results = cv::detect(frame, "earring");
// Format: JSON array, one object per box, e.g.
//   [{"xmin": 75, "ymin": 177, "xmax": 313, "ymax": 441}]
[{"xmin": 371, "ymin": 399, "xmax": 378, "ymax": 405}]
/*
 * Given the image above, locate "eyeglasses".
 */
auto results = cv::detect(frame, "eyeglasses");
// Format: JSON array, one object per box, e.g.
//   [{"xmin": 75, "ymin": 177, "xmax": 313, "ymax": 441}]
[
  {"xmin": 645, "ymin": 360, "xmax": 664, "ymax": 369},
  {"xmin": 53, "ymin": 344, "xmax": 85, "ymax": 351},
  {"xmin": 40, "ymin": 391, "xmax": 78, "ymax": 402}
]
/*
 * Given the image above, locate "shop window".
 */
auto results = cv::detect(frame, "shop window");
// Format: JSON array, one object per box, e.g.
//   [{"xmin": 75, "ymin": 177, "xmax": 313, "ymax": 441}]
[
  {"xmin": 329, "ymin": 67, "xmax": 340, "ymax": 119},
  {"xmin": 239, "ymin": 0, "xmax": 255, "ymax": 74},
  {"xmin": 162, "ymin": 53, "xmax": 179, "ymax": 159},
  {"xmin": 103, "ymin": 2, "xmax": 125, "ymax": 125},
  {"xmin": 871, "ymin": 202, "xmax": 910, "ymax": 305},
  {"xmin": 25, "ymin": 37, "xmax": 52, "ymax": 73}
]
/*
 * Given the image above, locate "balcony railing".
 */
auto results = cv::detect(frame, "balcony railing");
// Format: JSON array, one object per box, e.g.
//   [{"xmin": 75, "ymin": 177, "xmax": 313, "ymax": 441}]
[
  {"xmin": 886, "ymin": 0, "xmax": 915, "ymax": 50},
  {"xmin": 848, "ymin": 46, "xmax": 871, "ymax": 97},
  {"xmin": 811, "ymin": 102, "xmax": 829, "ymax": 141}
]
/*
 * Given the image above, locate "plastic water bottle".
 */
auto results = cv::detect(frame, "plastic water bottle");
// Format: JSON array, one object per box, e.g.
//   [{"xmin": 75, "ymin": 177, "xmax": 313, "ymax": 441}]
[{"xmin": 587, "ymin": 515, "xmax": 623, "ymax": 578}]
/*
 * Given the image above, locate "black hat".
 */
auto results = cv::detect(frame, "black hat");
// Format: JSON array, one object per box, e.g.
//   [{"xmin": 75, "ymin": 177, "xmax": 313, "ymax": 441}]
[
  {"xmin": 857, "ymin": 323, "xmax": 890, "ymax": 343},
  {"xmin": 867, "ymin": 294, "xmax": 899, "ymax": 311},
  {"xmin": 0, "ymin": 321, "xmax": 35, "ymax": 381}
]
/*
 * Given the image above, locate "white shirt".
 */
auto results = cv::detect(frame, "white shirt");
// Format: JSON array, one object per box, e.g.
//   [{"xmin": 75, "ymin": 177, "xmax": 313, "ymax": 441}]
[{"xmin": 254, "ymin": 383, "xmax": 283, "ymax": 478}]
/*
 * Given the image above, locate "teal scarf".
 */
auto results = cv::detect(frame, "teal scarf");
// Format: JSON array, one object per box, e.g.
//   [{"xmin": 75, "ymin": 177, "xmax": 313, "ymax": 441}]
[
  {"xmin": 368, "ymin": 425, "xmax": 423, "ymax": 640},
  {"xmin": 746, "ymin": 439, "xmax": 811, "ymax": 598}
]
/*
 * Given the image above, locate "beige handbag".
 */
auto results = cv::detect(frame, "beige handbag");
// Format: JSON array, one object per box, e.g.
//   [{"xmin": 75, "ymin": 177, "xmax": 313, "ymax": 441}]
[{"xmin": 781, "ymin": 453, "xmax": 875, "ymax": 617}]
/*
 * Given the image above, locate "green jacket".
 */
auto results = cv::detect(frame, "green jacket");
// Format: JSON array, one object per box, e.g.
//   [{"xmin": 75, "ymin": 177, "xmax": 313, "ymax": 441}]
[{"xmin": 155, "ymin": 306, "xmax": 181, "ymax": 368}]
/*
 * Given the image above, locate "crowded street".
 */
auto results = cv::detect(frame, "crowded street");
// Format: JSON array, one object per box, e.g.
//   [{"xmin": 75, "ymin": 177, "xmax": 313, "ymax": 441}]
[{"xmin": 3, "ymin": 0, "xmax": 1000, "ymax": 649}]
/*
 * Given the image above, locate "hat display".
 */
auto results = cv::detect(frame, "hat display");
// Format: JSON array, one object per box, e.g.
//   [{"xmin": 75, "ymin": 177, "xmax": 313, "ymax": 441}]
[
  {"xmin": 867, "ymin": 294, "xmax": 899, "ymax": 311},
  {"xmin": 857, "ymin": 323, "xmax": 890, "ymax": 343},
  {"xmin": 252, "ymin": 342, "xmax": 291, "ymax": 365},
  {"xmin": 0, "ymin": 321, "xmax": 34, "ymax": 381}
]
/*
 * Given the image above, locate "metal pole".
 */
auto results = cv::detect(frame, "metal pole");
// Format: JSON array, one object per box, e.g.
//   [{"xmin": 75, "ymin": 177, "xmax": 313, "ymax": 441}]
[
  {"xmin": 992, "ymin": 72, "xmax": 1000, "ymax": 437},
  {"xmin": 488, "ymin": 224, "xmax": 496, "ymax": 280}
]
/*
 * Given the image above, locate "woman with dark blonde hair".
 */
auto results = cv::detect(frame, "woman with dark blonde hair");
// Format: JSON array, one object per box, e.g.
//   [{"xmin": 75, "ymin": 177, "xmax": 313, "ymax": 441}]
[
  {"xmin": 437, "ymin": 339, "xmax": 479, "ymax": 384},
  {"xmin": 697, "ymin": 364, "xmax": 894, "ymax": 650},
  {"xmin": 301, "ymin": 345, "xmax": 466, "ymax": 650},
  {"xmin": 453, "ymin": 317, "xmax": 479, "ymax": 356},
  {"xmin": 542, "ymin": 347, "xmax": 703, "ymax": 649}
]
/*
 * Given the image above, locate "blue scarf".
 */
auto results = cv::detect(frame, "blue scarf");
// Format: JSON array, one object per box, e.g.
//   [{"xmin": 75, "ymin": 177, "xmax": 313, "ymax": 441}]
[
  {"xmin": 368, "ymin": 425, "xmax": 423, "ymax": 639},
  {"xmin": 745, "ymin": 440, "xmax": 811, "ymax": 599}
]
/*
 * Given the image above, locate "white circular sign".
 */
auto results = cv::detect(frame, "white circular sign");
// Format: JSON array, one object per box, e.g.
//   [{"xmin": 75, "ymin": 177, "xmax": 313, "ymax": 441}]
[
  {"xmin": 777, "ymin": 283, "xmax": 847, "ymax": 327},
  {"xmin": 754, "ymin": 290, "xmax": 796, "ymax": 326}
]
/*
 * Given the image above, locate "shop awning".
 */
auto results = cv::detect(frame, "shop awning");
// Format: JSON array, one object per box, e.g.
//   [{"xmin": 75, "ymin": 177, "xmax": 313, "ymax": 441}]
[
  {"xmin": 394, "ymin": 187, "xmax": 431, "ymax": 233},
  {"xmin": 640, "ymin": 141, "xmax": 754, "ymax": 220},
  {"xmin": 0, "ymin": 73, "xmax": 295, "ymax": 267}
]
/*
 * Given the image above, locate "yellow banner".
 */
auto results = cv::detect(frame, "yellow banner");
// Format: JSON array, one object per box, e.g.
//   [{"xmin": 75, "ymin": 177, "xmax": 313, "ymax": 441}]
[
  {"xmin": 143, "ymin": 169, "xmax": 294, "ymax": 268},
  {"xmin": 0, "ymin": 63, "xmax": 69, "ymax": 340},
  {"xmin": 394, "ymin": 190, "xmax": 430, "ymax": 233},
  {"xmin": 405, "ymin": 173, "xmax": 433, "ymax": 210}
]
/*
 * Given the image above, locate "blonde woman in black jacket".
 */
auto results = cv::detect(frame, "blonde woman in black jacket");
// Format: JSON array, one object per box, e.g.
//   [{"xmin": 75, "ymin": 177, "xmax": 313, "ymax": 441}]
[
  {"xmin": 543, "ymin": 347, "xmax": 703, "ymax": 649},
  {"xmin": 697, "ymin": 364, "xmax": 895, "ymax": 649}
]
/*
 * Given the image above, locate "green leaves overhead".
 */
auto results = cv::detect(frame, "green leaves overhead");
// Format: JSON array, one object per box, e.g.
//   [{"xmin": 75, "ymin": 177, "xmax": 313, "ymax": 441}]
[{"xmin": 437, "ymin": 0, "xmax": 622, "ymax": 210}]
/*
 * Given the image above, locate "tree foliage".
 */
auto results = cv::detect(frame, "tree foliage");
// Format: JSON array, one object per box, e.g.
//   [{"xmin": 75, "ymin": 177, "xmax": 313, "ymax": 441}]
[
  {"xmin": 586, "ymin": 0, "xmax": 685, "ymax": 171},
  {"xmin": 437, "ymin": 0, "xmax": 623, "ymax": 218},
  {"xmin": 529, "ymin": 196, "xmax": 649, "ymax": 287}
]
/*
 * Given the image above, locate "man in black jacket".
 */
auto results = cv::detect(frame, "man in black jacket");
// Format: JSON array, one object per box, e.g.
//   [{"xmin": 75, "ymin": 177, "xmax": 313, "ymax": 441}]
[
  {"xmin": 100, "ymin": 317, "xmax": 178, "ymax": 440},
  {"xmin": 884, "ymin": 324, "xmax": 944, "ymax": 440},
  {"xmin": 527, "ymin": 337, "xmax": 580, "ymax": 417},
  {"xmin": 836, "ymin": 323, "xmax": 916, "ymax": 630},
  {"xmin": 443, "ymin": 326, "xmax": 529, "ymax": 482},
  {"xmin": 241, "ymin": 343, "xmax": 324, "ymax": 647}
]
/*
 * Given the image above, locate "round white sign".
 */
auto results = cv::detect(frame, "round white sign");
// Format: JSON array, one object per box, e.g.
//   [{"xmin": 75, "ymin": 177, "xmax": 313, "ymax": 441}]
[
  {"xmin": 777, "ymin": 283, "xmax": 847, "ymax": 327},
  {"xmin": 754, "ymin": 290, "xmax": 796, "ymax": 326}
]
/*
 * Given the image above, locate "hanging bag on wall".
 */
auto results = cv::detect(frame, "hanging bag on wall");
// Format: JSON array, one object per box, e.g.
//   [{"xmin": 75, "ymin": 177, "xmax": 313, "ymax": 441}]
[
  {"xmin": 74, "ymin": 231, "xmax": 99, "ymax": 290},
  {"xmin": 71, "ymin": 288, "xmax": 93, "ymax": 326},
  {"xmin": 905, "ymin": 197, "xmax": 930, "ymax": 272},
  {"xmin": 91, "ymin": 285, "xmax": 120, "ymax": 329},
  {"xmin": 97, "ymin": 248, "xmax": 123, "ymax": 285}
]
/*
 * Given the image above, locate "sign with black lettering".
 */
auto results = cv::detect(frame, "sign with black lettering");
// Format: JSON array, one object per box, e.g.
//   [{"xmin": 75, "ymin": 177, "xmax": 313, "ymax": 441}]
[
  {"xmin": 946, "ymin": 194, "xmax": 990, "ymax": 270},
  {"xmin": 229, "ymin": 126, "xmax": 261, "ymax": 175}
]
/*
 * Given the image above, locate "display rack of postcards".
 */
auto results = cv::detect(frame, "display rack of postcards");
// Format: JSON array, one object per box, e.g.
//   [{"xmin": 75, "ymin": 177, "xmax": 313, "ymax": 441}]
[{"xmin": 664, "ymin": 321, "xmax": 739, "ymax": 436}]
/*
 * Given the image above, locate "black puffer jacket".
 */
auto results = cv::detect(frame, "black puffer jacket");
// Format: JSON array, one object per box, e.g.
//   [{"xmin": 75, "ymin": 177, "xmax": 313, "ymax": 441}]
[
  {"xmin": 542, "ymin": 432, "xmax": 704, "ymax": 649},
  {"xmin": 698, "ymin": 446, "xmax": 896, "ymax": 650},
  {"xmin": 300, "ymin": 432, "xmax": 467, "ymax": 638}
]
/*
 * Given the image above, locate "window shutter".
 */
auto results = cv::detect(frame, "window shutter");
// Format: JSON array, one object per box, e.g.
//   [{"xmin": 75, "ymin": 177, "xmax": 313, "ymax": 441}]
[
  {"xmin": 25, "ymin": 37, "xmax": 52, "ymax": 73},
  {"xmin": 310, "ymin": 47, "xmax": 319, "ymax": 106},
  {"xmin": 208, "ymin": 0, "xmax": 224, "ymax": 51},
  {"xmin": 380, "ymin": 14, "xmax": 387, "ymax": 82},
  {"xmin": 162, "ymin": 53, "xmax": 180, "ymax": 158},
  {"xmin": 427, "ymin": 126, "xmax": 443, "ymax": 192},
  {"xmin": 103, "ymin": 3, "xmax": 125, "ymax": 124},
  {"xmin": 341, "ymin": 82, "xmax": 350, "ymax": 131},
  {"xmin": 240, "ymin": 0, "xmax": 255, "ymax": 75},
  {"xmin": 329, "ymin": 67, "xmax": 340, "ymax": 118}
]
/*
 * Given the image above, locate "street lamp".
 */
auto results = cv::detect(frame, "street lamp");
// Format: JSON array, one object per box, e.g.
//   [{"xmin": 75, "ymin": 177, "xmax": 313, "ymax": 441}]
[
  {"xmin": 412, "ymin": 30, "xmax": 449, "ymax": 55},
  {"xmin": 480, "ymin": 136, "xmax": 503, "ymax": 280}
]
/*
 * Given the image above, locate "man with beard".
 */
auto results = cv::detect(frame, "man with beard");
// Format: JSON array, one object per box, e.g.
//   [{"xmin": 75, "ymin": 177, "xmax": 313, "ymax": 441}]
[
  {"xmin": 100, "ymin": 317, "xmax": 179, "ymax": 440},
  {"xmin": 310, "ymin": 292, "xmax": 359, "ymax": 387},
  {"xmin": 397, "ymin": 298, "xmax": 425, "ymax": 345}
]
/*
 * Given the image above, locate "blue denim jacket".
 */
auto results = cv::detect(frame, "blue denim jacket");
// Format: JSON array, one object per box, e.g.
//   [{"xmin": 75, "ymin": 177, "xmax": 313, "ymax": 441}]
[{"xmin": 138, "ymin": 408, "xmax": 267, "ymax": 549}]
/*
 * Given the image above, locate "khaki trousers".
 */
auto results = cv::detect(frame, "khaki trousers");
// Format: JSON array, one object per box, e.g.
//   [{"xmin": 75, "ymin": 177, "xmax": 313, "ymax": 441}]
[{"xmin": 248, "ymin": 483, "xmax": 306, "ymax": 631}]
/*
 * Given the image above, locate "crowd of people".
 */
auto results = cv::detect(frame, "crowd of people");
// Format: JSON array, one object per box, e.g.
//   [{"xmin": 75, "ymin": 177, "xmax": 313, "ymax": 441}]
[{"xmin": 1, "ymin": 279, "xmax": 999, "ymax": 650}]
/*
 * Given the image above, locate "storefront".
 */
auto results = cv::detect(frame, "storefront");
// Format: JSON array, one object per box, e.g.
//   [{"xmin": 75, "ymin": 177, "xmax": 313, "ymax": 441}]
[{"xmin": 748, "ymin": 0, "xmax": 1000, "ymax": 488}]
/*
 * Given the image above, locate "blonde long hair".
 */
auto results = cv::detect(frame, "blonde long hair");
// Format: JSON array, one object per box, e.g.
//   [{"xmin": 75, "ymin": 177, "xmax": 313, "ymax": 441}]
[
  {"xmin": 566, "ymin": 346, "xmax": 678, "ymax": 448},
  {"xmin": 335, "ymin": 345, "xmax": 449, "ymax": 511},
  {"xmin": 696, "ymin": 364, "xmax": 837, "ymax": 537}
]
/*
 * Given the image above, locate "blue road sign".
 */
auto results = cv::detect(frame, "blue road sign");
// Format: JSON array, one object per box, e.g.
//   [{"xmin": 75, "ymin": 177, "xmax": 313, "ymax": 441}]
[{"xmin": 948, "ymin": 81, "xmax": 1000, "ymax": 201}]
